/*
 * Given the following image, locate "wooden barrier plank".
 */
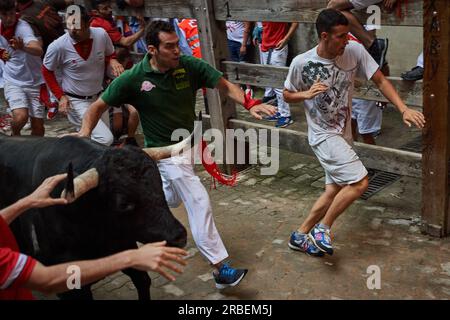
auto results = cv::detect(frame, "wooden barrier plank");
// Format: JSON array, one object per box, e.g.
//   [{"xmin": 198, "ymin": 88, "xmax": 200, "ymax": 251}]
[
  {"xmin": 223, "ymin": 118, "xmax": 422, "ymax": 177},
  {"xmin": 214, "ymin": 0, "xmax": 422, "ymax": 26},
  {"xmin": 222, "ymin": 61, "xmax": 423, "ymax": 108},
  {"xmin": 421, "ymin": 0, "xmax": 450, "ymax": 237},
  {"xmin": 76, "ymin": 0, "xmax": 422, "ymax": 26},
  {"xmin": 75, "ymin": 0, "xmax": 197, "ymax": 18},
  {"xmin": 195, "ymin": 0, "xmax": 238, "ymax": 172}
]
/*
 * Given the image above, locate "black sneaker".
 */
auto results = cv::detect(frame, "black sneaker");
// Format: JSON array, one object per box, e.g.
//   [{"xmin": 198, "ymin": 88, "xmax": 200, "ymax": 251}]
[
  {"xmin": 401, "ymin": 66, "xmax": 424, "ymax": 81},
  {"xmin": 368, "ymin": 38, "xmax": 388, "ymax": 67},
  {"xmin": 213, "ymin": 263, "xmax": 248, "ymax": 289}
]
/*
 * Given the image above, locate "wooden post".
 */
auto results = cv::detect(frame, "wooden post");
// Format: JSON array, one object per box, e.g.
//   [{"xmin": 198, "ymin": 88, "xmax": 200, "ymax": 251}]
[
  {"xmin": 422, "ymin": 0, "xmax": 450, "ymax": 237},
  {"xmin": 195, "ymin": 0, "xmax": 238, "ymax": 170}
]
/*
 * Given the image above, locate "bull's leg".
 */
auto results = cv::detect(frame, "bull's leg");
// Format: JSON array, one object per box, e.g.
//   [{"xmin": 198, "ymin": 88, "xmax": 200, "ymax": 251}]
[
  {"xmin": 122, "ymin": 268, "xmax": 152, "ymax": 300},
  {"xmin": 57, "ymin": 284, "xmax": 94, "ymax": 300}
]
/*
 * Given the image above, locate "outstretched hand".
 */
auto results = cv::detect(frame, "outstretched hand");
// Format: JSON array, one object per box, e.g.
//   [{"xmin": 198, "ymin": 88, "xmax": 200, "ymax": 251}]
[
  {"xmin": 249, "ymin": 103, "xmax": 277, "ymax": 120},
  {"xmin": 131, "ymin": 241, "xmax": 188, "ymax": 281},
  {"xmin": 402, "ymin": 108, "xmax": 425, "ymax": 129},
  {"xmin": 25, "ymin": 174, "xmax": 69, "ymax": 208}
]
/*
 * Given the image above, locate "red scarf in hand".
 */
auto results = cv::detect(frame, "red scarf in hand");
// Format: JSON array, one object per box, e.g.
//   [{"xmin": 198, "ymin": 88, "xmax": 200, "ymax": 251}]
[{"xmin": 201, "ymin": 139, "xmax": 238, "ymax": 188}]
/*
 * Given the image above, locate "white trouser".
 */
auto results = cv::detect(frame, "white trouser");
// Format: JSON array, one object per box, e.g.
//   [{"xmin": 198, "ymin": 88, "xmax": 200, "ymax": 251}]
[
  {"xmin": 417, "ymin": 51, "xmax": 424, "ymax": 68},
  {"xmin": 157, "ymin": 154, "xmax": 228, "ymax": 265},
  {"xmin": 67, "ymin": 96, "xmax": 114, "ymax": 146},
  {"xmin": 260, "ymin": 45, "xmax": 291, "ymax": 117}
]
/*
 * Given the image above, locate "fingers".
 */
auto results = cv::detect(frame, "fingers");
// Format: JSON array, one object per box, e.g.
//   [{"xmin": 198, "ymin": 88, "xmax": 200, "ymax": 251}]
[
  {"xmin": 48, "ymin": 198, "xmax": 69, "ymax": 206},
  {"xmin": 250, "ymin": 109, "xmax": 262, "ymax": 120},
  {"xmin": 148, "ymin": 241, "xmax": 167, "ymax": 247},
  {"xmin": 46, "ymin": 173, "xmax": 68, "ymax": 187},
  {"xmin": 154, "ymin": 266, "xmax": 176, "ymax": 282},
  {"xmin": 160, "ymin": 259, "xmax": 184, "ymax": 275},
  {"xmin": 404, "ymin": 110, "xmax": 426, "ymax": 129}
]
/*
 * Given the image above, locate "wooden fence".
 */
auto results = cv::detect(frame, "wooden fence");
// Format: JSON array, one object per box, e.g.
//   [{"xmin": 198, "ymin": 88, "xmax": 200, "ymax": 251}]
[{"xmin": 76, "ymin": 0, "xmax": 449, "ymax": 236}]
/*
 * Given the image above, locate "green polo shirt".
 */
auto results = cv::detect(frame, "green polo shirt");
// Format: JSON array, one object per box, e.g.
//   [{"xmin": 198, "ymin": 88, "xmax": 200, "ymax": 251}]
[{"xmin": 101, "ymin": 54, "xmax": 223, "ymax": 147}]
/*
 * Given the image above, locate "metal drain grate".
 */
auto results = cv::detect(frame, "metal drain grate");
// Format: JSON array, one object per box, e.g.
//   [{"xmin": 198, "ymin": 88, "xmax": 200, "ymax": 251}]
[
  {"xmin": 399, "ymin": 136, "xmax": 422, "ymax": 153},
  {"xmin": 360, "ymin": 169, "xmax": 401, "ymax": 200}
]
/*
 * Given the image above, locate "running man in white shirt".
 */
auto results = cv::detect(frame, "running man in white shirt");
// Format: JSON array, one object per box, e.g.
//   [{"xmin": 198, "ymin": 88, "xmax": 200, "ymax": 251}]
[
  {"xmin": 283, "ymin": 9, "xmax": 424, "ymax": 257},
  {"xmin": 0, "ymin": 0, "xmax": 45, "ymax": 136},
  {"xmin": 41, "ymin": 4, "xmax": 124, "ymax": 145}
]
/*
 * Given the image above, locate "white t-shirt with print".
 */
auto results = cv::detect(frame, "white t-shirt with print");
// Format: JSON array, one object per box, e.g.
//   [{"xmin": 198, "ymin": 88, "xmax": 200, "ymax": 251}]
[
  {"xmin": 0, "ymin": 19, "xmax": 43, "ymax": 87},
  {"xmin": 284, "ymin": 41, "xmax": 378, "ymax": 146},
  {"xmin": 43, "ymin": 27, "xmax": 114, "ymax": 96}
]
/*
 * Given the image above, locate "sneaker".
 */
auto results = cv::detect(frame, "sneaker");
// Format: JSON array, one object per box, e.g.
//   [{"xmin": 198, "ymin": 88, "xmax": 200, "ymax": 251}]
[
  {"xmin": 23, "ymin": 121, "xmax": 31, "ymax": 130},
  {"xmin": 275, "ymin": 116, "xmax": 294, "ymax": 128},
  {"xmin": 288, "ymin": 231, "xmax": 324, "ymax": 257},
  {"xmin": 401, "ymin": 66, "xmax": 423, "ymax": 81},
  {"xmin": 264, "ymin": 112, "xmax": 280, "ymax": 122},
  {"xmin": 368, "ymin": 38, "xmax": 388, "ymax": 67},
  {"xmin": 47, "ymin": 105, "xmax": 58, "ymax": 120},
  {"xmin": 309, "ymin": 224, "xmax": 333, "ymax": 255},
  {"xmin": 213, "ymin": 263, "xmax": 248, "ymax": 289}
]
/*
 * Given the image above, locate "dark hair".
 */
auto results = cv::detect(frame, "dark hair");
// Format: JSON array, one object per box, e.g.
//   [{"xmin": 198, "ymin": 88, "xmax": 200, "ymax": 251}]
[
  {"xmin": 67, "ymin": 4, "xmax": 91, "ymax": 25},
  {"xmin": 316, "ymin": 8, "xmax": 349, "ymax": 38},
  {"xmin": 0, "ymin": 0, "xmax": 15, "ymax": 13},
  {"xmin": 91, "ymin": 0, "xmax": 110, "ymax": 10},
  {"xmin": 145, "ymin": 20, "xmax": 175, "ymax": 49}
]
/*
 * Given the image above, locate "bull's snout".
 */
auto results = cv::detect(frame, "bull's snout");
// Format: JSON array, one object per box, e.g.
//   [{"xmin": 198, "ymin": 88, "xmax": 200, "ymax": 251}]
[{"xmin": 167, "ymin": 224, "xmax": 187, "ymax": 248}]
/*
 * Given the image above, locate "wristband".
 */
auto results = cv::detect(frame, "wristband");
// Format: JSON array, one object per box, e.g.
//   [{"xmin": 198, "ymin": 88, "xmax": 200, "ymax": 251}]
[{"xmin": 243, "ymin": 91, "xmax": 261, "ymax": 110}]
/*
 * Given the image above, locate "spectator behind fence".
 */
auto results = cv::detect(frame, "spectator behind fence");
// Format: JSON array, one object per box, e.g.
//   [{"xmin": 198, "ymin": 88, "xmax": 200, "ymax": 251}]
[
  {"xmin": 260, "ymin": 21, "xmax": 298, "ymax": 128},
  {"xmin": 327, "ymin": 0, "xmax": 395, "ymax": 67}
]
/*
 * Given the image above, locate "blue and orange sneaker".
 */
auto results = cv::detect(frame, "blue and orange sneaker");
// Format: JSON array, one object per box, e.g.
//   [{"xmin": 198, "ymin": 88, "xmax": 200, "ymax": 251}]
[
  {"xmin": 275, "ymin": 116, "xmax": 294, "ymax": 128},
  {"xmin": 264, "ymin": 112, "xmax": 280, "ymax": 122},
  {"xmin": 309, "ymin": 224, "xmax": 333, "ymax": 255},
  {"xmin": 288, "ymin": 231, "xmax": 324, "ymax": 257},
  {"xmin": 213, "ymin": 263, "xmax": 248, "ymax": 289}
]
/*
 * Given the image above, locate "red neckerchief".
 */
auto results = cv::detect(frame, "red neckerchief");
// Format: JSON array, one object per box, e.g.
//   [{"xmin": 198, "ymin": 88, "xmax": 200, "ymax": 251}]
[
  {"xmin": 73, "ymin": 38, "xmax": 93, "ymax": 61},
  {"xmin": 16, "ymin": 0, "xmax": 34, "ymax": 12},
  {"xmin": 0, "ymin": 14, "xmax": 21, "ymax": 41}
]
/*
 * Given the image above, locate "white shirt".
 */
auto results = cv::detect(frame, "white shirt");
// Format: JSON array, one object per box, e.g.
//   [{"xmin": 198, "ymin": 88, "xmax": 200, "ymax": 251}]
[
  {"xmin": 0, "ymin": 19, "xmax": 43, "ymax": 87},
  {"xmin": 43, "ymin": 27, "xmax": 114, "ymax": 96},
  {"xmin": 226, "ymin": 21, "xmax": 248, "ymax": 44},
  {"xmin": 284, "ymin": 41, "xmax": 379, "ymax": 146}
]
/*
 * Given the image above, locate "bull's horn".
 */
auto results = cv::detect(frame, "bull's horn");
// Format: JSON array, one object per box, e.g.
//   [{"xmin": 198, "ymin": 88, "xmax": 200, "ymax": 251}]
[
  {"xmin": 61, "ymin": 168, "xmax": 99, "ymax": 203},
  {"xmin": 143, "ymin": 113, "xmax": 202, "ymax": 161}
]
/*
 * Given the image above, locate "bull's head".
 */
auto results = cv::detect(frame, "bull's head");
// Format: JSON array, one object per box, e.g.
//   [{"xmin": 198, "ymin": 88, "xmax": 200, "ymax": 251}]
[{"xmin": 59, "ymin": 119, "xmax": 203, "ymax": 249}]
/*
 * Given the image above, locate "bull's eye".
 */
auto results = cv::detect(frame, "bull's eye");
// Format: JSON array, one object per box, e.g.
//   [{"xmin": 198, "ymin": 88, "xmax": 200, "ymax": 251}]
[{"xmin": 113, "ymin": 194, "xmax": 136, "ymax": 213}]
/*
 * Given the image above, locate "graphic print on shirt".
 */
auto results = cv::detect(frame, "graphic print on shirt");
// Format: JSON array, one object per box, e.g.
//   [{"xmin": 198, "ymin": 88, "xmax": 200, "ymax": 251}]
[{"xmin": 301, "ymin": 61, "xmax": 351, "ymax": 133}]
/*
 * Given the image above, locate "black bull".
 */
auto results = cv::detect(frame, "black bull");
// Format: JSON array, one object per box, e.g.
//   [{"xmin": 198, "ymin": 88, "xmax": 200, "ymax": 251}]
[{"xmin": 0, "ymin": 135, "xmax": 187, "ymax": 299}]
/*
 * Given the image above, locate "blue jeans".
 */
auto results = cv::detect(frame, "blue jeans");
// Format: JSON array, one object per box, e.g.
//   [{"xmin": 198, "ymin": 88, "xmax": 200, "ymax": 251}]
[{"xmin": 227, "ymin": 39, "xmax": 249, "ymax": 62}]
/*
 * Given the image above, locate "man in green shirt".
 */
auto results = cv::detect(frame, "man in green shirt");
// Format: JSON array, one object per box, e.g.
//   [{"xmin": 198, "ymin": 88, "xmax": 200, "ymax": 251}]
[{"xmin": 75, "ymin": 20, "xmax": 276, "ymax": 289}]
